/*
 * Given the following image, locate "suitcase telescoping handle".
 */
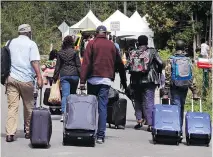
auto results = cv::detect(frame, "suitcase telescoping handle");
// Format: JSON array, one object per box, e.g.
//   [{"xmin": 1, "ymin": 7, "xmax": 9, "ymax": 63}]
[
  {"xmin": 191, "ymin": 98, "xmax": 202, "ymax": 112},
  {"xmin": 39, "ymin": 88, "xmax": 43, "ymax": 108},
  {"xmin": 160, "ymin": 98, "xmax": 170, "ymax": 105}
]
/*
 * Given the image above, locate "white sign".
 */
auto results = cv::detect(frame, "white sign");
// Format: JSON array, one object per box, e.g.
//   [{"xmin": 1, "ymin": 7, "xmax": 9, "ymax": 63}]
[
  {"xmin": 110, "ymin": 21, "xmax": 120, "ymax": 31},
  {"xmin": 58, "ymin": 21, "xmax": 69, "ymax": 33},
  {"xmin": 69, "ymin": 28, "xmax": 81, "ymax": 35}
]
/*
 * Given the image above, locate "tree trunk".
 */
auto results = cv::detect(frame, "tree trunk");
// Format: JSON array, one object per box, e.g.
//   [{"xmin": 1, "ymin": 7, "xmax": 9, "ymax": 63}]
[
  {"xmin": 124, "ymin": 1, "xmax": 127, "ymax": 15},
  {"xmin": 192, "ymin": 13, "xmax": 196, "ymax": 61},
  {"xmin": 195, "ymin": 12, "xmax": 200, "ymax": 47}
]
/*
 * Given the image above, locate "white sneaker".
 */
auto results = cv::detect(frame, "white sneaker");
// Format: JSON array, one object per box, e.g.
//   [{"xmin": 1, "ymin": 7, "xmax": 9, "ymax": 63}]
[
  {"xmin": 96, "ymin": 138, "xmax": 104, "ymax": 144},
  {"xmin": 60, "ymin": 114, "xmax": 64, "ymax": 122}
]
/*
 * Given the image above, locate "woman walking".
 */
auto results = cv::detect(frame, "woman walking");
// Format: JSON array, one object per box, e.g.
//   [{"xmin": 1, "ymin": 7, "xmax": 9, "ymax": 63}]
[{"xmin": 53, "ymin": 36, "xmax": 81, "ymax": 122}]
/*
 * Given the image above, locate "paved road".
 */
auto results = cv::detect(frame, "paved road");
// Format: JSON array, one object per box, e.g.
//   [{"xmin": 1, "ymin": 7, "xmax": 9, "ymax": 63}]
[{"xmin": 1, "ymin": 74, "xmax": 212, "ymax": 157}]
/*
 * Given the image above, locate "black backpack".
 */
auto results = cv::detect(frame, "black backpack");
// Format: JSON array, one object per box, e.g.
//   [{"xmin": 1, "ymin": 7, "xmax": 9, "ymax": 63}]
[{"xmin": 1, "ymin": 40, "xmax": 12, "ymax": 85}]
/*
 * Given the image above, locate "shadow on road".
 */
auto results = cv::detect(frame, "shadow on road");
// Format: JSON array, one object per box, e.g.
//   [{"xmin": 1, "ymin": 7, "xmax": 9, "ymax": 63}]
[
  {"xmin": 28, "ymin": 143, "xmax": 51, "ymax": 149},
  {"xmin": 1, "ymin": 130, "xmax": 25, "ymax": 139}
]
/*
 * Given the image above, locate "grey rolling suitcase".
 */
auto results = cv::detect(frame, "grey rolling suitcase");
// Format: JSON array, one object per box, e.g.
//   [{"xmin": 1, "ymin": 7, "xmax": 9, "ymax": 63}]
[
  {"xmin": 63, "ymin": 92, "xmax": 98, "ymax": 147},
  {"xmin": 30, "ymin": 88, "xmax": 52, "ymax": 148}
]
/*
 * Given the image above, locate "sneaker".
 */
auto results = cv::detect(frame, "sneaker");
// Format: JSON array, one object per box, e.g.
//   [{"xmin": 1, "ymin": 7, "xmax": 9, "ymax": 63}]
[
  {"xmin": 60, "ymin": 114, "xmax": 64, "ymax": 122},
  {"xmin": 96, "ymin": 138, "xmax": 104, "ymax": 144},
  {"xmin": 134, "ymin": 123, "xmax": 142, "ymax": 130},
  {"xmin": 147, "ymin": 126, "xmax": 152, "ymax": 132}
]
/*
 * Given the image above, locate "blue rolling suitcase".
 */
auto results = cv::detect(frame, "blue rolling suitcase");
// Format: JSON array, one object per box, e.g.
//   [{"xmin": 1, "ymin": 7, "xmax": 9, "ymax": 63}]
[
  {"xmin": 185, "ymin": 98, "xmax": 211, "ymax": 147},
  {"xmin": 152, "ymin": 99, "xmax": 182, "ymax": 145}
]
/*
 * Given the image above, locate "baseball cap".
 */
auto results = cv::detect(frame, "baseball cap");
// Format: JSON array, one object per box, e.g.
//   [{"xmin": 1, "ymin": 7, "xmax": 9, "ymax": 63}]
[
  {"xmin": 18, "ymin": 24, "xmax": 31, "ymax": 33},
  {"xmin": 96, "ymin": 25, "xmax": 107, "ymax": 33}
]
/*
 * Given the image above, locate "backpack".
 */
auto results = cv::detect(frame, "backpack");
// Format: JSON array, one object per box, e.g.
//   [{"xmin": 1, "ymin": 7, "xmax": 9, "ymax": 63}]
[
  {"xmin": 128, "ymin": 48, "xmax": 153, "ymax": 74},
  {"xmin": 170, "ymin": 55, "xmax": 192, "ymax": 88},
  {"xmin": 1, "ymin": 40, "xmax": 12, "ymax": 85}
]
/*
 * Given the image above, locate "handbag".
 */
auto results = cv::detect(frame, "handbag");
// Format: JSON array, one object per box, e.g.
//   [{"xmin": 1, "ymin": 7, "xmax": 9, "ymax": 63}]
[{"xmin": 48, "ymin": 80, "xmax": 61, "ymax": 104}]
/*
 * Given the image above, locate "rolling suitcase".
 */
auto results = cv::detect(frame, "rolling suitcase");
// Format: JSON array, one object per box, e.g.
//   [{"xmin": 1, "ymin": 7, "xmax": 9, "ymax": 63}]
[
  {"xmin": 185, "ymin": 98, "xmax": 211, "ymax": 147},
  {"xmin": 107, "ymin": 98, "xmax": 127, "ymax": 129},
  {"xmin": 63, "ymin": 92, "xmax": 98, "ymax": 147},
  {"xmin": 152, "ymin": 98, "xmax": 182, "ymax": 145},
  {"xmin": 30, "ymin": 88, "xmax": 52, "ymax": 148}
]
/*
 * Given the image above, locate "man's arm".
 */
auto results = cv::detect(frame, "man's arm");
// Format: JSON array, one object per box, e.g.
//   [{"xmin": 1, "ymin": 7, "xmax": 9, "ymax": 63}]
[
  {"xmin": 115, "ymin": 49, "xmax": 127, "ymax": 89},
  {"xmin": 80, "ymin": 41, "xmax": 93, "ymax": 84},
  {"xmin": 30, "ymin": 42, "xmax": 43, "ymax": 88},
  {"xmin": 75, "ymin": 52, "xmax": 81, "ymax": 75},
  {"xmin": 31, "ymin": 60, "xmax": 42, "ymax": 78}
]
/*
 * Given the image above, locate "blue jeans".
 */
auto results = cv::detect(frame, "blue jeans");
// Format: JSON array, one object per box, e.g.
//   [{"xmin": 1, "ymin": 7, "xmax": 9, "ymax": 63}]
[
  {"xmin": 60, "ymin": 76, "xmax": 79, "ymax": 113},
  {"xmin": 87, "ymin": 83, "xmax": 110, "ymax": 139},
  {"xmin": 171, "ymin": 87, "xmax": 188, "ymax": 128}
]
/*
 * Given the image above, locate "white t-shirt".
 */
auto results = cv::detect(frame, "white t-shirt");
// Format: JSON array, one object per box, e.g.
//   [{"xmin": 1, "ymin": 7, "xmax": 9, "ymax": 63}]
[
  {"xmin": 201, "ymin": 43, "xmax": 209, "ymax": 57},
  {"xmin": 7, "ymin": 35, "xmax": 40, "ymax": 82}
]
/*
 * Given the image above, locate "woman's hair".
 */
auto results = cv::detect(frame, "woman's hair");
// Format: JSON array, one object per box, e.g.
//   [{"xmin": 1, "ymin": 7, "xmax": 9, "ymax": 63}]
[
  {"xmin": 49, "ymin": 49, "xmax": 58, "ymax": 60},
  {"xmin": 62, "ymin": 35, "xmax": 74, "ymax": 50}
]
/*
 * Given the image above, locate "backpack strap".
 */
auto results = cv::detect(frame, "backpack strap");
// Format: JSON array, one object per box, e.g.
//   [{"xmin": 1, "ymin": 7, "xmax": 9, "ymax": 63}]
[
  {"xmin": 6, "ymin": 39, "xmax": 13, "ymax": 47},
  {"xmin": 4, "ymin": 39, "xmax": 13, "ymax": 94}
]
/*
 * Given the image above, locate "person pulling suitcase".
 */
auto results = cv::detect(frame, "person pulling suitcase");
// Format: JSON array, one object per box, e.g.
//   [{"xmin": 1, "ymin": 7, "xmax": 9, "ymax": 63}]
[{"xmin": 80, "ymin": 25, "xmax": 127, "ymax": 144}]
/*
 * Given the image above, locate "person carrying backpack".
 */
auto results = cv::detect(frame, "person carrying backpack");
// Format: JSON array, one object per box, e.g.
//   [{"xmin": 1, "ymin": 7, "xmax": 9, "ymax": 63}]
[
  {"xmin": 2, "ymin": 24, "xmax": 43, "ymax": 142},
  {"xmin": 163, "ymin": 40, "xmax": 195, "ymax": 130},
  {"xmin": 126, "ymin": 35, "xmax": 163, "ymax": 132},
  {"xmin": 80, "ymin": 25, "xmax": 127, "ymax": 144}
]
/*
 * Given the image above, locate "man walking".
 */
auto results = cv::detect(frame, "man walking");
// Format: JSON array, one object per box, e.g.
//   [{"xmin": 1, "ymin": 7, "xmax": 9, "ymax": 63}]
[
  {"xmin": 5, "ymin": 24, "xmax": 43, "ymax": 142},
  {"xmin": 163, "ymin": 40, "xmax": 196, "ymax": 140},
  {"xmin": 80, "ymin": 25, "xmax": 127, "ymax": 144}
]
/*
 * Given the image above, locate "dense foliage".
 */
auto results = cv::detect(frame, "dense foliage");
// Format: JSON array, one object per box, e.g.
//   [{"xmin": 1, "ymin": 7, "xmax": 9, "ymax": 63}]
[{"xmin": 1, "ymin": 1, "xmax": 212, "ymax": 54}]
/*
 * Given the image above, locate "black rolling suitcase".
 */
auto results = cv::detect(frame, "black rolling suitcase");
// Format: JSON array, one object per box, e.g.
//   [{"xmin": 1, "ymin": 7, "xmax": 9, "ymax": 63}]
[
  {"xmin": 107, "ymin": 93, "xmax": 127, "ymax": 129},
  {"xmin": 30, "ymin": 88, "xmax": 52, "ymax": 148}
]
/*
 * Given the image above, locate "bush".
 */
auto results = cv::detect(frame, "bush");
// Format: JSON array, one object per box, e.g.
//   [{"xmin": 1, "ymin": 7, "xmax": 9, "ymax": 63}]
[{"xmin": 158, "ymin": 49, "xmax": 171, "ymax": 62}]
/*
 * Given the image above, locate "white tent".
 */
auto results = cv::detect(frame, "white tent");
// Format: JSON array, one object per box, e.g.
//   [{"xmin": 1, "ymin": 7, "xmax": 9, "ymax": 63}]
[
  {"xmin": 127, "ymin": 11, "xmax": 154, "ymax": 47},
  {"xmin": 70, "ymin": 10, "xmax": 102, "ymax": 29},
  {"xmin": 130, "ymin": 11, "xmax": 153, "ymax": 36},
  {"xmin": 142, "ymin": 14, "xmax": 152, "ymax": 29},
  {"xmin": 64, "ymin": 10, "xmax": 102, "ymax": 36},
  {"xmin": 102, "ymin": 10, "xmax": 130, "ymax": 32}
]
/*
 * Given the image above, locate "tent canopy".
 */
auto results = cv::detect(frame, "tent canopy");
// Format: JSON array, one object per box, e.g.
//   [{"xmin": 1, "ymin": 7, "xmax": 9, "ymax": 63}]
[
  {"xmin": 129, "ymin": 11, "xmax": 153, "ymax": 35},
  {"xmin": 70, "ymin": 10, "xmax": 102, "ymax": 29},
  {"xmin": 102, "ymin": 10, "xmax": 130, "ymax": 32}
]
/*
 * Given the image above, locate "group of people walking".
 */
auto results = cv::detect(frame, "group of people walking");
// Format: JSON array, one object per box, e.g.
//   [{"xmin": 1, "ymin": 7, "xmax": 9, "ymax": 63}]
[{"xmin": 4, "ymin": 23, "xmax": 198, "ymax": 145}]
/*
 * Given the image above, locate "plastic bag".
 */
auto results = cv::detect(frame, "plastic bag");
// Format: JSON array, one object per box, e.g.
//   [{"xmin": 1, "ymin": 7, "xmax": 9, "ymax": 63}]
[{"xmin": 48, "ymin": 80, "xmax": 61, "ymax": 104}]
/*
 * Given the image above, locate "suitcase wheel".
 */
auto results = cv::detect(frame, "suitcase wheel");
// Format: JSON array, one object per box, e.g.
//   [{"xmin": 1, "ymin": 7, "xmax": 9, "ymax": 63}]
[
  {"xmin": 206, "ymin": 141, "xmax": 210, "ymax": 147},
  {"xmin": 63, "ymin": 134, "xmax": 68, "ymax": 146},
  {"xmin": 186, "ymin": 137, "xmax": 190, "ymax": 146},
  {"xmin": 63, "ymin": 138, "xmax": 67, "ymax": 146},
  {"xmin": 176, "ymin": 141, "xmax": 179, "ymax": 146},
  {"xmin": 91, "ymin": 138, "xmax": 96, "ymax": 147},
  {"xmin": 109, "ymin": 124, "xmax": 111, "ymax": 128},
  {"xmin": 152, "ymin": 135, "xmax": 157, "ymax": 144}
]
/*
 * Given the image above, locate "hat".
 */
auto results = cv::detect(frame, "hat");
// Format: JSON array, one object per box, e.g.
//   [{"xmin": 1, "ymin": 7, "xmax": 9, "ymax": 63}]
[
  {"xmin": 18, "ymin": 24, "xmax": 31, "ymax": 33},
  {"xmin": 96, "ymin": 25, "xmax": 107, "ymax": 33}
]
